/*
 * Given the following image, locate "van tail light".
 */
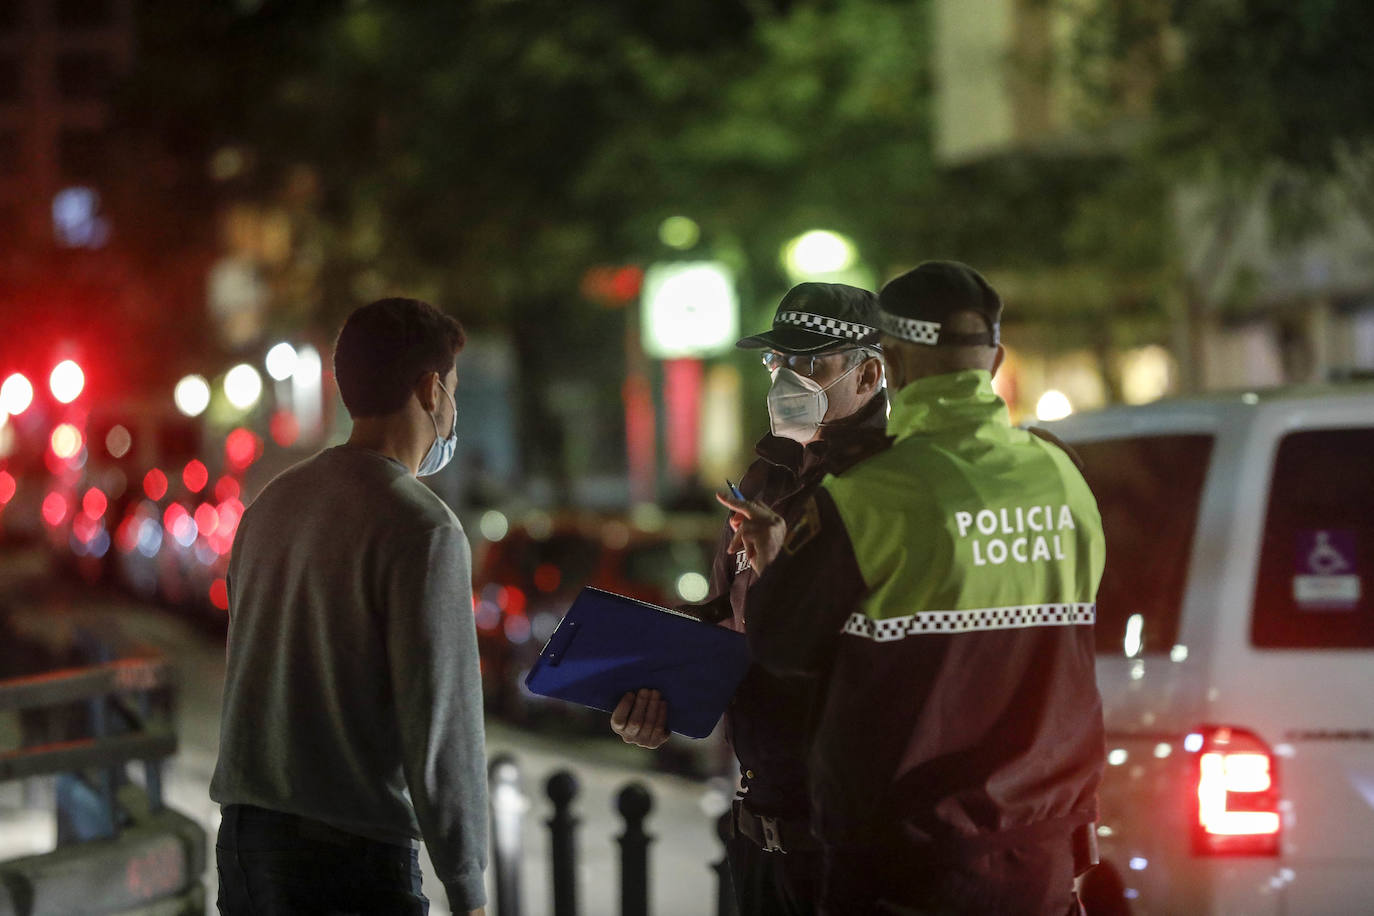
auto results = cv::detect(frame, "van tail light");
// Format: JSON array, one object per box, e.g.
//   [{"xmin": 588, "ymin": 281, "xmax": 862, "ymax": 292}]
[{"xmin": 1190, "ymin": 725, "xmax": 1281, "ymax": 856}]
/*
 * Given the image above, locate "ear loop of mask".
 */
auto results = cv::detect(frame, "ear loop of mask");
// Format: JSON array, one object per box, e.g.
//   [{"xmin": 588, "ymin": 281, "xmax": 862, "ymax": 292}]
[{"xmin": 815, "ymin": 357, "xmax": 870, "ymax": 427}]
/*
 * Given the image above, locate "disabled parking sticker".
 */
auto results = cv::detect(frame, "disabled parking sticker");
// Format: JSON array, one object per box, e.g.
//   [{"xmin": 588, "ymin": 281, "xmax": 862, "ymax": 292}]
[{"xmin": 1293, "ymin": 529, "xmax": 1362, "ymax": 610}]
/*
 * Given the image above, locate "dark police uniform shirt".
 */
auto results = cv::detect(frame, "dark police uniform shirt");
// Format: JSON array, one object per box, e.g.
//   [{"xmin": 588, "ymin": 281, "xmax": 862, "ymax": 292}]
[{"xmin": 686, "ymin": 392, "xmax": 890, "ymax": 817}]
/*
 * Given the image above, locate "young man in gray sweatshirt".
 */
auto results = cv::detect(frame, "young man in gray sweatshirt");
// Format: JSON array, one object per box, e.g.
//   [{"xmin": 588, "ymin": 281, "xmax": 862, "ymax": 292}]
[{"xmin": 211, "ymin": 297, "xmax": 488, "ymax": 915}]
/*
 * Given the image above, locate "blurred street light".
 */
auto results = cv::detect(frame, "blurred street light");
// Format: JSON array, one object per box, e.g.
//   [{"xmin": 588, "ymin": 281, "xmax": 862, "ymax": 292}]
[
  {"xmin": 49, "ymin": 360, "xmax": 84, "ymax": 404},
  {"xmin": 105, "ymin": 424, "xmax": 132, "ymax": 459},
  {"xmin": 265, "ymin": 342, "xmax": 299, "ymax": 381},
  {"xmin": 0, "ymin": 373, "xmax": 33, "ymax": 415},
  {"xmin": 174, "ymin": 375, "xmax": 212, "ymax": 418},
  {"xmin": 641, "ymin": 261, "xmax": 738, "ymax": 358},
  {"xmin": 50, "ymin": 423, "xmax": 83, "ymax": 460},
  {"xmin": 479, "ymin": 510, "xmax": 510, "ymax": 542},
  {"xmin": 1035, "ymin": 389, "xmax": 1074, "ymax": 422},
  {"xmin": 224, "ymin": 364, "xmax": 263, "ymax": 411},
  {"xmin": 658, "ymin": 215, "xmax": 700, "ymax": 250},
  {"xmin": 291, "ymin": 345, "xmax": 324, "ymax": 441},
  {"xmin": 783, "ymin": 229, "xmax": 857, "ymax": 278},
  {"xmin": 676, "ymin": 571, "xmax": 709, "ymax": 602}
]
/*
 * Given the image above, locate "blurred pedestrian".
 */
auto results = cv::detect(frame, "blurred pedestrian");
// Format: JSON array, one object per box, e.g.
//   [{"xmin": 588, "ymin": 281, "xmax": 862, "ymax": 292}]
[
  {"xmin": 727, "ymin": 262, "xmax": 1106, "ymax": 916},
  {"xmin": 612, "ymin": 283, "xmax": 891, "ymax": 916},
  {"xmin": 211, "ymin": 298, "xmax": 488, "ymax": 915}
]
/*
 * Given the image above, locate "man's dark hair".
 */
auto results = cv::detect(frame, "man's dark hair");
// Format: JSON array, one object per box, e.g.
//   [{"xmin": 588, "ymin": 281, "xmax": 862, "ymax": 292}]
[{"xmin": 333, "ymin": 298, "xmax": 466, "ymax": 418}]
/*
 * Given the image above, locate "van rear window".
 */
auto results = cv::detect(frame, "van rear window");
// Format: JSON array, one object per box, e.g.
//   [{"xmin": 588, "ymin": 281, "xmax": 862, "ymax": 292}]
[
  {"xmin": 1074, "ymin": 435, "xmax": 1214, "ymax": 655},
  {"xmin": 1252, "ymin": 427, "xmax": 1374, "ymax": 648}
]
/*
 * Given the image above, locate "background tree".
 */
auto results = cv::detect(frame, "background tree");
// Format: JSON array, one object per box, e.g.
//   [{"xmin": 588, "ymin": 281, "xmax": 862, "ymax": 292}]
[{"xmin": 1071, "ymin": 0, "xmax": 1374, "ymax": 387}]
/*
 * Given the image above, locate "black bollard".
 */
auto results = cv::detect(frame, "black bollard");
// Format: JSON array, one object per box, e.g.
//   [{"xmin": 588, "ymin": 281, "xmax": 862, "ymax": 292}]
[
  {"xmin": 489, "ymin": 754, "xmax": 527, "ymax": 916},
  {"xmin": 616, "ymin": 782, "xmax": 654, "ymax": 916},
  {"xmin": 714, "ymin": 811, "xmax": 739, "ymax": 916},
  {"xmin": 546, "ymin": 769, "xmax": 580, "ymax": 916}
]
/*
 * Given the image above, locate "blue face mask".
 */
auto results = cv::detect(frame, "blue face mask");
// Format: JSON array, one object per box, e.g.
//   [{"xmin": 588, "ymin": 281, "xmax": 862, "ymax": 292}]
[{"xmin": 416, "ymin": 380, "xmax": 457, "ymax": 477}]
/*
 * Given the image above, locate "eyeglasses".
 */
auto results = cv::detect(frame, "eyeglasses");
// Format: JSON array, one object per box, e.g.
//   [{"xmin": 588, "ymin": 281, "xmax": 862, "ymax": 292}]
[{"xmin": 761, "ymin": 349, "xmax": 860, "ymax": 377}]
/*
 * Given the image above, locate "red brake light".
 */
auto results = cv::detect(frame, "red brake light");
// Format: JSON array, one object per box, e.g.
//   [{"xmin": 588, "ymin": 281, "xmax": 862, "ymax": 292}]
[
  {"xmin": 144, "ymin": 468, "xmax": 168, "ymax": 501},
  {"xmin": 1191, "ymin": 726, "xmax": 1281, "ymax": 855},
  {"xmin": 183, "ymin": 460, "xmax": 209, "ymax": 494},
  {"xmin": 42, "ymin": 491, "xmax": 68, "ymax": 526},
  {"xmin": 82, "ymin": 487, "xmax": 107, "ymax": 519}
]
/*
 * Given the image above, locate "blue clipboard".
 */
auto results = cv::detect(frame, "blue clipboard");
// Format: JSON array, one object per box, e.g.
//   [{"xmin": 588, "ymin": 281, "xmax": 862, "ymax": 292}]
[{"xmin": 524, "ymin": 586, "xmax": 751, "ymax": 739}]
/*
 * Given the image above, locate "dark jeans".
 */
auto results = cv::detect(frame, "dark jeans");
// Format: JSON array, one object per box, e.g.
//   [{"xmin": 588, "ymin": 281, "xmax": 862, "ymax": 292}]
[
  {"xmin": 216, "ymin": 804, "xmax": 428, "ymax": 916},
  {"xmin": 727, "ymin": 831, "xmax": 823, "ymax": 916}
]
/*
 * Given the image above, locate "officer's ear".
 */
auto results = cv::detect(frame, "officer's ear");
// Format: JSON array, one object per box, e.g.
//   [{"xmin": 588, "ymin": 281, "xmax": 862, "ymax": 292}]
[{"xmin": 856, "ymin": 354, "xmax": 884, "ymax": 395}]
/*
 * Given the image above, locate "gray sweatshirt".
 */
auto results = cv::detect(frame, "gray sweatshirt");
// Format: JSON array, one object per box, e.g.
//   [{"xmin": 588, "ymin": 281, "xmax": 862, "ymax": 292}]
[{"xmin": 210, "ymin": 445, "xmax": 488, "ymax": 910}]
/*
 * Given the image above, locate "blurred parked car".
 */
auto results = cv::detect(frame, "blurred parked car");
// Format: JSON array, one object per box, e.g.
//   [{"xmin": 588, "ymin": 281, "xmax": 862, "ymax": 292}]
[{"xmin": 1044, "ymin": 382, "xmax": 1374, "ymax": 915}]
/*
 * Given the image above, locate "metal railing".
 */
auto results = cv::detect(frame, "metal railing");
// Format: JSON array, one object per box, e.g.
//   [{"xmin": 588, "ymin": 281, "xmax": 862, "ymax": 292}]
[
  {"xmin": 0, "ymin": 656, "xmax": 205, "ymax": 916},
  {"xmin": 488, "ymin": 754, "xmax": 739, "ymax": 916}
]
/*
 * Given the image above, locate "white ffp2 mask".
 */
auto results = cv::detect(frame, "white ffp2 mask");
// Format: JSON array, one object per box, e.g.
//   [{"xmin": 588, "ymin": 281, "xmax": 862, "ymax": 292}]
[{"xmin": 766, "ymin": 362, "xmax": 861, "ymax": 443}]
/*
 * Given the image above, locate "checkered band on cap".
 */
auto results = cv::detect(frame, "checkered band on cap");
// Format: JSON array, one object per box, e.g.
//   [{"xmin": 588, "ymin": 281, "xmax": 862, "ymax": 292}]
[
  {"xmin": 842, "ymin": 603, "xmax": 1096, "ymax": 642},
  {"xmin": 776, "ymin": 311, "xmax": 876, "ymax": 342},
  {"xmin": 877, "ymin": 310, "xmax": 941, "ymax": 346}
]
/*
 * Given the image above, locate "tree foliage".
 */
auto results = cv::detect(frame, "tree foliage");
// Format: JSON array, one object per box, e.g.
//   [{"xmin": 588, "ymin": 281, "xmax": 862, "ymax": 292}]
[{"xmin": 1074, "ymin": 0, "xmax": 1374, "ymax": 234}]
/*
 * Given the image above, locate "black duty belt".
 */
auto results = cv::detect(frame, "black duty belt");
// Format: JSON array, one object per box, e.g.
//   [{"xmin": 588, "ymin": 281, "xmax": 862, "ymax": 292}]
[{"xmin": 731, "ymin": 799, "xmax": 820, "ymax": 854}]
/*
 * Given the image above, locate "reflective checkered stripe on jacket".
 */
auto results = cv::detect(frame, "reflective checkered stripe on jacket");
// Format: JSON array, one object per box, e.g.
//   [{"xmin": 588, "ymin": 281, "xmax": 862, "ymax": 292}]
[{"xmin": 842, "ymin": 603, "xmax": 1096, "ymax": 641}]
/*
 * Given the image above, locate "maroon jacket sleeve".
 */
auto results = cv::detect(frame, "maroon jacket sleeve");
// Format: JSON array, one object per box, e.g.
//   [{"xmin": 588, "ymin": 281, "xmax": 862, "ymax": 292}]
[{"xmin": 743, "ymin": 488, "xmax": 867, "ymax": 677}]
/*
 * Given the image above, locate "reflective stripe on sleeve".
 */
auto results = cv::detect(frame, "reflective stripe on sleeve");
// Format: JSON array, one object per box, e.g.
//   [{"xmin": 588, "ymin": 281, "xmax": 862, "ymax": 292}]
[{"xmin": 842, "ymin": 604, "xmax": 1096, "ymax": 641}]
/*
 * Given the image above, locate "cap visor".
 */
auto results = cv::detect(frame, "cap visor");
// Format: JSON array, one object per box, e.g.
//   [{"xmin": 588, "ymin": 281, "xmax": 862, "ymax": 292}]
[{"xmin": 734, "ymin": 325, "xmax": 849, "ymax": 353}]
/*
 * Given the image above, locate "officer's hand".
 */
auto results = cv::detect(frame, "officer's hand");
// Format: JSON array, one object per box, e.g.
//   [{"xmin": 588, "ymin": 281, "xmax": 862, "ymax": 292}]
[
  {"xmin": 717, "ymin": 492, "xmax": 786, "ymax": 575},
  {"xmin": 610, "ymin": 689, "xmax": 670, "ymax": 749}
]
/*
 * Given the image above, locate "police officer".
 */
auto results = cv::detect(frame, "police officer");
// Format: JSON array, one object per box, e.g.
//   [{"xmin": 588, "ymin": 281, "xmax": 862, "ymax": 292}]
[
  {"xmin": 612, "ymin": 282, "xmax": 891, "ymax": 915},
  {"xmin": 724, "ymin": 262, "xmax": 1106, "ymax": 916}
]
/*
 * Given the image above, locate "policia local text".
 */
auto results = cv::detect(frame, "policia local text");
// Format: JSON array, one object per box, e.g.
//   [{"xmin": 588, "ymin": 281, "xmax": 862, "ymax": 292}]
[{"xmin": 954, "ymin": 505, "xmax": 1076, "ymax": 567}]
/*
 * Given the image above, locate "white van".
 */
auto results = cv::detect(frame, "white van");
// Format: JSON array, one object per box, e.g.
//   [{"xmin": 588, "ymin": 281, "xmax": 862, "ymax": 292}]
[{"xmin": 1043, "ymin": 383, "xmax": 1374, "ymax": 915}]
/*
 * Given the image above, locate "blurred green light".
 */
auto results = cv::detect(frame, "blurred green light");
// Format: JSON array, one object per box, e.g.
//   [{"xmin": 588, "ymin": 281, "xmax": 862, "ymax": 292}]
[
  {"xmin": 659, "ymin": 216, "xmax": 701, "ymax": 250},
  {"xmin": 783, "ymin": 229, "xmax": 858, "ymax": 279}
]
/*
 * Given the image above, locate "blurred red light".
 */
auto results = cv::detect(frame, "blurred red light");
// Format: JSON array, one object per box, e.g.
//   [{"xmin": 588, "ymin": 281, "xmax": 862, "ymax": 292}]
[
  {"xmin": 0, "ymin": 471, "xmax": 15, "ymax": 505},
  {"xmin": 610, "ymin": 266, "xmax": 644, "ymax": 301},
  {"xmin": 183, "ymin": 459, "xmax": 209, "ymax": 494},
  {"xmin": 214, "ymin": 476, "xmax": 241, "ymax": 503},
  {"xmin": 503, "ymin": 585, "xmax": 527, "ymax": 617},
  {"xmin": 82, "ymin": 488, "xmax": 107, "ymax": 519},
  {"xmin": 143, "ymin": 468, "xmax": 168, "ymax": 501},
  {"xmin": 534, "ymin": 563, "xmax": 561, "ymax": 592},
  {"xmin": 72, "ymin": 512, "xmax": 99, "ymax": 543},
  {"xmin": 216, "ymin": 497, "xmax": 244, "ymax": 536},
  {"xmin": 162, "ymin": 502, "xmax": 188, "ymax": 532},
  {"xmin": 41, "ymin": 492, "xmax": 68, "ymax": 526},
  {"xmin": 209, "ymin": 578, "xmax": 229, "ymax": 611},
  {"xmin": 225, "ymin": 428, "xmax": 261, "ymax": 470},
  {"xmin": 116, "ymin": 516, "xmax": 139, "ymax": 553},
  {"xmin": 269, "ymin": 410, "xmax": 300, "ymax": 448},
  {"xmin": 50, "ymin": 423, "xmax": 83, "ymax": 459},
  {"xmin": 195, "ymin": 503, "xmax": 219, "ymax": 536}
]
